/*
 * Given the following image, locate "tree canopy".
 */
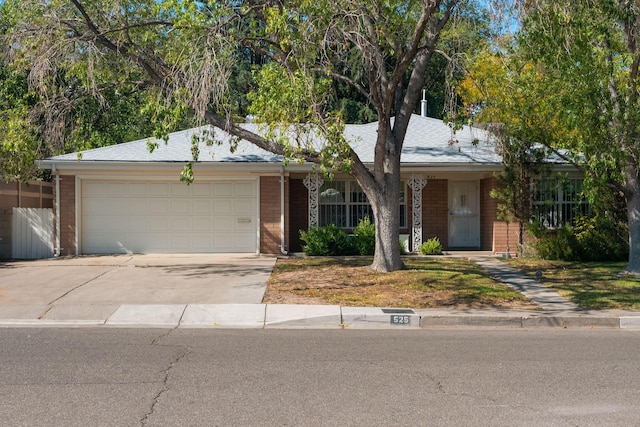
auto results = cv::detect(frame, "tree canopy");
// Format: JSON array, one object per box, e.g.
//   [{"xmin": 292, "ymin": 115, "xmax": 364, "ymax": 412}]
[
  {"xmin": 4, "ymin": 0, "xmax": 487, "ymax": 271},
  {"xmin": 460, "ymin": 0, "xmax": 640, "ymax": 272}
]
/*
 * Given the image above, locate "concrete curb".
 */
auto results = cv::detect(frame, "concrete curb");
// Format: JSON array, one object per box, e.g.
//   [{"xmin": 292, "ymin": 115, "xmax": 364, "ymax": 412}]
[{"xmin": 1, "ymin": 304, "xmax": 639, "ymax": 329}]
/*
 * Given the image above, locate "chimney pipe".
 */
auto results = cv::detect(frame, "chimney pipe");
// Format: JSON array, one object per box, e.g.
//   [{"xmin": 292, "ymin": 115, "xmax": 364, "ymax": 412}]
[{"xmin": 421, "ymin": 90, "xmax": 428, "ymax": 117}]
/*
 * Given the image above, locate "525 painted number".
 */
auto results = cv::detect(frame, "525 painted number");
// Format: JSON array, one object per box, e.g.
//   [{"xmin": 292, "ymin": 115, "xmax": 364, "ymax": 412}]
[{"xmin": 391, "ymin": 315, "xmax": 411, "ymax": 325}]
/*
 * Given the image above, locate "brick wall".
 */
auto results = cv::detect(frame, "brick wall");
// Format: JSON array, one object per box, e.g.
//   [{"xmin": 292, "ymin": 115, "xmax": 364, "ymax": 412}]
[
  {"xmin": 480, "ymin": 177, "xmax": 499, "ymax": 251},
  {"xmin": 288, "ymin": 178, "xmax": 308, "ymax": 253},
  {"xmin": 260, "ymin": 176, "xmax": 288, "ymax": 254},
  {"xmin": 57, "ymin": 175, "xmax": 76, "ymax": 256},
  {"xmin": 422, "ymin": 179, "xmax": 449, "ymax": 249}
]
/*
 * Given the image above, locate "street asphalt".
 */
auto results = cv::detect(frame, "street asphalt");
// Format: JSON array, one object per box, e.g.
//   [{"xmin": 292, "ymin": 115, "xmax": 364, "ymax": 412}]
[{"xmin": 0, "ymin": 253, "xmax": 639, "ymax": 329}]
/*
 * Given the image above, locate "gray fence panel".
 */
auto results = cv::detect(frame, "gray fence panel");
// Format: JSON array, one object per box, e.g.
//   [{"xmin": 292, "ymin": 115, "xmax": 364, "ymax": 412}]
[{"xmin": 11, "ymin": 208, "xmax": 54, "ymax": 259}]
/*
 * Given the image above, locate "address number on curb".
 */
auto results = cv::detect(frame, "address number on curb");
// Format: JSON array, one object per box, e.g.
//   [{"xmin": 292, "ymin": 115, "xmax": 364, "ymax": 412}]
[{"xmin": 390, "ymin": 315, "xmax": 411, "ymax": 325}]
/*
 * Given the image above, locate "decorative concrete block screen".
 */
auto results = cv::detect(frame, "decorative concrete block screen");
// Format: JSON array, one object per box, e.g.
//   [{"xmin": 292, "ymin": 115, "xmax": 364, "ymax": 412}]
[{"xmin": 12, "ymin": 208, "xmax": 54, "ymax": 259}]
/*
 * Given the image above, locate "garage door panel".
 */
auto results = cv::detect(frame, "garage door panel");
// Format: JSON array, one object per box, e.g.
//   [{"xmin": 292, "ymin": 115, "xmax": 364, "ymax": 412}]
[
  {"xmin": 235, "ymin": 217, "xmax": 254, "ymax": 232},
  {"xmin": 148, "ymin": 217, "xmax": 169, "ymax": 232},
  {"xmin": 235, "ymin": 199, "xmax": 255, "ymax": 215},
  {"xmin": 128, "ymin": 183, "xmax": 148, "ymax": 197},
  {"xmin": 213, "ymin": 183, "xmax": 233, "ymax": 197},
  {"xmin": 192, "ymin": 234, "xmax": 212, "ymax": 249},
  {"xmin": 128, "ymin": 199, "xmax": 148, "ymax": 215},
  {"xmin": 234, "ymin": 233, "xmax": 256, "ymax": 250},
  {"xmin": 213, "ymin": 217, "xmax": 234, "ymax": 231},
  {"xmin": 171, "ymin": 183, "xmax": 190, "ymax": 197},
  {"xmin": 193, "ymin": 217, "xmax": 212, "ymax": 231},
  {"xmin": 148, "ymin": 199, "xmax": 170, "ymax": 214},
  {"xmin": 192, "ymin": 183, "xmax": 212, "ymax": 196},
  {"xmin": 235, "ymin": 182, "xmax": 255, "ymax": 197},
  {"xmin": 83, "ymin": 199, "xmax": 123, "ymax": 215},
  {"xmin": 192, "ymin": 200, "xmax": 211, "ymax": 215},
  {"xmin": 105, "ymin": 183, "xmax": 127, "ymax": 197},
  {"xmin": 147, "ymin": 234, "xmax": 170, "ymax": 250},
  {"xmin": 149, "ymin": 183, "xmax": 169, "ymax": 196},
  {"xmin": 82, "ymin": 179, "xmax": 257, "ymax": 254},
  {"xmin": 171, "ymin": 200, "xmax": 190, "ymax": 215},
  {"xmin": 127, "ymin": 217, "xmax": 149, "ymax": 232},
  {"xmin": 170, "ymin": 217, "xmax": 192, "ymax": 232}
]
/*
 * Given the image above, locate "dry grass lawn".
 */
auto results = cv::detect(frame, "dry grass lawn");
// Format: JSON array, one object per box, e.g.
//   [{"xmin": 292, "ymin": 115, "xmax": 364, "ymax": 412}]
[{"xmin": 263, "ymin": 256, "xmax": 538, "ymax": 309}]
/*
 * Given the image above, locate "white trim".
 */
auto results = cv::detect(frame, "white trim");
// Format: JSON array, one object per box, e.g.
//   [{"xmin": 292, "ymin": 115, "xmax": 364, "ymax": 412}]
[
  {"xmin": 74, "ymin": 173, "xmax": 260, "ymax": 182},
  {"xmin": 408, "ymin": 175, "xmax": 428, "ymax": 252},
  {"xmin": 75, "ymin": 176, "xmax": 80, "ymax": 256},
  {"xmin": 55, "ymin": 170, "xmax": 61, "ymax": 256},
  {"xmin": 256, "ymin": 176, "xmax": 261, "ymax": 254}
]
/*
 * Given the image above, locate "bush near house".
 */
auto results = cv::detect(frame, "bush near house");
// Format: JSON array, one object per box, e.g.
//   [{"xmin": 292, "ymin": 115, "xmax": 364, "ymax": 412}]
[
  {"xmin": 353, "ymin": 217, "xmax": 375, "ymax": 255},
  {"xmin": 301, "ymin": 219, "xmax": 407, "ymax": 257},
  {"xmin": 300, "ymin": 224, "xmax": 353, "ymax": 256},
  {"xmin": 529, "ymin": 216, "xmax": 628, "ymax": 261},
  {"xmin": 419, "ymin": 237, "xmax": 443, "ymax": 255}
]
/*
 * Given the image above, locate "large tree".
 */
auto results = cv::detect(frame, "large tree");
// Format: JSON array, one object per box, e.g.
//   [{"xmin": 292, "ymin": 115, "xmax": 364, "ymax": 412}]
[
  {"xmin": 5, "ymin": 0, "xmax": 471, "ymax": 272},
  {"xmin": 460, "ymin": 0, "xmax": 640, "ymax": 273}
]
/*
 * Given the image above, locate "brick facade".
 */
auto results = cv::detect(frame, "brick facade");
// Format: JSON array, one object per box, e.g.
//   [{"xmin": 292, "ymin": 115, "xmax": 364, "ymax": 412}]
[
  {"xmin": 480, "ymin": 177, "xmax": 499, "ymax": 251},
  {"xmin": 57, "ymin": 175, "xmax": 76, "ymax": 256},
  {"xmin": 49, "ymin": 173, "xmax": 506, "ymax": 256},
  {"xmin": 288, "ymin": 178, "xmax": 308, "ymax": 253},
  {"xmin": 422, "ymin": 179, "xmax": 449, "ymax": 249},
  {"xmin": 259, "ymin": 176, "xmax": 289, "ymax": 254},
  {"xmin": 481, "ymin": 176, "xmax": 524, "ymax": 255}
]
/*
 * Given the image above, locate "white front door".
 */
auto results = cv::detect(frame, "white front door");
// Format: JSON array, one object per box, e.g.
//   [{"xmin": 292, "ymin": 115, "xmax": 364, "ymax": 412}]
[{"xmin": 448, "ymin": 181, "xmax": 480, "ymax": 248}]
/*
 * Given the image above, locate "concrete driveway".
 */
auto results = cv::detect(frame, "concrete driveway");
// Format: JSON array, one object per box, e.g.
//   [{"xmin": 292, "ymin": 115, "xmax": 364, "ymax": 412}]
[{"xmin": 0, "ymin": 254, "xmax": 276, "ymax": 321}]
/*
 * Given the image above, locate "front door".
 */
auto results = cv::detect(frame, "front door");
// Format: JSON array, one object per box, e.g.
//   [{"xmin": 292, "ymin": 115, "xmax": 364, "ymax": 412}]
[{"xmin": 448, "ymin": 181, "xmax": 480, "ymax": 248}]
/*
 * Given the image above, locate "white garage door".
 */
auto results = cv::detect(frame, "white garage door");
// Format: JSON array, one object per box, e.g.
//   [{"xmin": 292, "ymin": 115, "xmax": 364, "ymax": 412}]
[{"xmin": 81, "ymin": 180, "xmax": 258, "ymax": 254}]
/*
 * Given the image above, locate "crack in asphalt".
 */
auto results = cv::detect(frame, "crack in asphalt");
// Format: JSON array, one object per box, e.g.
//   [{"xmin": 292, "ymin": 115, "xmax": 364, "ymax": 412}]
[{"xmin": 141, "ymin": 330, "xmax": 191, "ymax": 427}]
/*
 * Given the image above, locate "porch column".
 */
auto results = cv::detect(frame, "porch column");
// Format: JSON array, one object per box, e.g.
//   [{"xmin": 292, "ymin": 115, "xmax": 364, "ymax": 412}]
[
  {"xmin": 303, "ymin": 173, "xmax": 324, "ymax": 228},
  {"xmin": 408, "ymin": 175, "xmax": 428, "ymax": 252}
]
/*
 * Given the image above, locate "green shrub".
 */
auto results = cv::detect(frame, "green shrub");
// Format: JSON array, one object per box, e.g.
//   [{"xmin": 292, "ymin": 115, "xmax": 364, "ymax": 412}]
[
  {"xmin": 532, "ymin": 224, "xmax": 578, "ymax": 261},
  {"xmin": 419, "ymin": 237, "xmax": 443, "ymax": 255},
  {"xmin": 353, "ymin": 217, "xmax": 376, "ymax": 255},
  {"xmin": 529, "ymin": 216, "xmax": 628, "ymax": 262},
  {"xmin": 399, "ymin": 239, "xmax": 408, "ymax": 255},
  {"xmin": 573, "ymin": 216, "xmax": 628, "ymax": 261},
  {"xmin": 300, "ymin": 224, "xmax": 353, "ymax": 256}
]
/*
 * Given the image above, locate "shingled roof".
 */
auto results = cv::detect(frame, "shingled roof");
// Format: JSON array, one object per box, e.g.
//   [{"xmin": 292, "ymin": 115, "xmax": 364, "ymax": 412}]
[{"xmin": 43, "ymin": 114, "xmax": 500, "ymax": 166}]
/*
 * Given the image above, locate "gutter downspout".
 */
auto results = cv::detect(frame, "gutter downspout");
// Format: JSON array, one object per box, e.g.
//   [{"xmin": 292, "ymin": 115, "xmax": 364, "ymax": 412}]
[
  {"xmin": 54, "ymin": 165, "xmax": 61, "ymax": 257},
  {"xmin": 280, "ymin": 166, "xmax": 287, "ymax": 255}
]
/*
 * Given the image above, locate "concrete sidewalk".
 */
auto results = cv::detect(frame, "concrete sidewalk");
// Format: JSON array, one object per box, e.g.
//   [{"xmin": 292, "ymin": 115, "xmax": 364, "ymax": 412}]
[{"xmin": 1, "ymin": 303, "xmax": 639, "ymax": 329}]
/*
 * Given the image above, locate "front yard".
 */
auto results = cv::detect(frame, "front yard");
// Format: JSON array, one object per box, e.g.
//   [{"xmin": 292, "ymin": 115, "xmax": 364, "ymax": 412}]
[
  {"xmin": 264, "ymin": 256, "xmax": 640, "ymax": 310},
  {"xmin": 263, "ymin": 256, "xmax": 538, "ymax": 309}
]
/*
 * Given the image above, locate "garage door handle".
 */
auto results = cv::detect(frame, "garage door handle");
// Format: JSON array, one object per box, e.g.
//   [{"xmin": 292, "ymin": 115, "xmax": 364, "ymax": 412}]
[{"xmin": 237, "ymin": 218, "xmax": 252, "ymax": 223}]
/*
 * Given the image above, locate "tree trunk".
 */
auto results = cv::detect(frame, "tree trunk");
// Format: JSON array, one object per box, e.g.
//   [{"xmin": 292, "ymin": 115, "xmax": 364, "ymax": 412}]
[
  {"xmin": 370, "ymin": 196, "xmax": 404, "ymax": 272},
  {"xmin": 625, "ymin": 189, "xmax": 640, "ymax": 274},
  {"xmin": 366, "ymin": 175, "xmax": 404, "ymax": 273}
]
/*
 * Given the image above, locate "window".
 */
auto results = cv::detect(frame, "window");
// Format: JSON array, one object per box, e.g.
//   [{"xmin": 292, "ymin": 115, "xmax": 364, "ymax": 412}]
[
  {"xmin": 531, "ymin": 178, "xmax": 590, "ymax": 228},
  {"xmin": 319, "ymin": 180, "xmax": 406, "ymax": 228}
]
